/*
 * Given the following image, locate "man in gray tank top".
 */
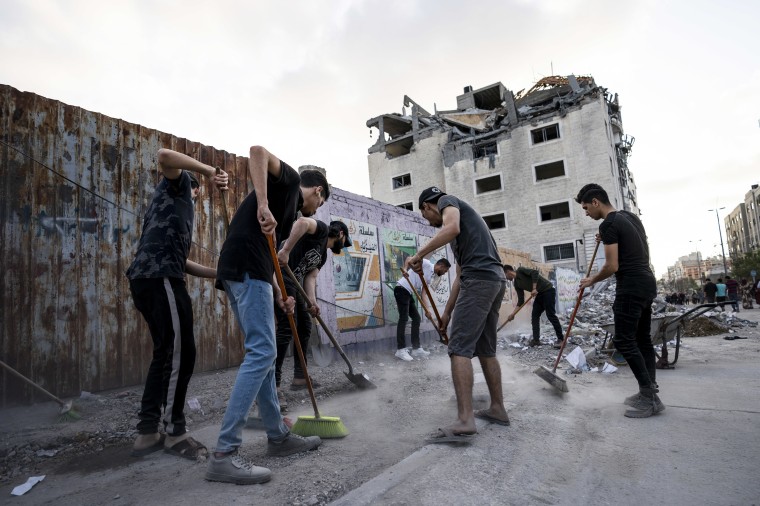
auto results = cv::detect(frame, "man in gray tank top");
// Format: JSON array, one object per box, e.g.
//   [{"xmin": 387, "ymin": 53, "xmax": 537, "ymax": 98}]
[{"xmin": 406, "ymin": 187, "xmax": 509, "ymax": 442}]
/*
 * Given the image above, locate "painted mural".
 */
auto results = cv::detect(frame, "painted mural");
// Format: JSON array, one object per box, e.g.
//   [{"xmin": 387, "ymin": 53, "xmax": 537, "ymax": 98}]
[
  {"xmin": 555, "ymin": 267, "xmax": 582, "ymax": 314},
  {"xmin": 380, "ymin": 228, "xmax": 418, "ymax": 325},
  {"xmin": 331, "ymin": 216, "xmax": 384, "ymax": 331},
  {"xmin": 417, "ymin": 236, "xmax": 452, "ymax": 316}
]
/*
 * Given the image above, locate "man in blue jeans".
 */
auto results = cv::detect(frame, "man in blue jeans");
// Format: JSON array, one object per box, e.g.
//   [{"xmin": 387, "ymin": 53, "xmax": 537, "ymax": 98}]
[
  {"xmin": 576, "ymin": 184, "xmax": 664, "ymax": 418},
  {"xmin": 205, "ymin": 146, "xmax": 330, "ymax": 485}
]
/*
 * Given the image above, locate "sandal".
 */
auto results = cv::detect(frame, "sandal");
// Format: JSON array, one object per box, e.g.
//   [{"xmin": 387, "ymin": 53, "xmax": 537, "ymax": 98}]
[
  {"xmin": 164, "ymin": 435, "xmax": 208, "ymax": 460},
  {"xmin": 131, "ymin": 433, "xmax": 165, "ymax": 457},
  {"xmin": 424, "ymin": 427, "xmax": 476, "ymax": 445}
]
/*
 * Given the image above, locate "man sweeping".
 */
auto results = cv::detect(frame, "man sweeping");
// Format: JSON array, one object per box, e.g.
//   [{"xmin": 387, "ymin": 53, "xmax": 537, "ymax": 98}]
[
  {"xmin": 406, "ymin": 186, "xmax": 509, "ymax": 443},
  {"xmin": 575, "ymin": 183, "xmax": 664, "ymax": 418},
  {"xmin": 503, "ymin": 265, "xmax": 564, "ymax": 348},
  {"xmin": 393, "ymin": 258, "xmax": 451, "ymax": 362},
  {"xmin": 205, "ymin": 146, "xmax": 329, "ymax": 485},
  {"xmin": 126, "ymin": 148, "xmax": 228, "ymax": 459}
]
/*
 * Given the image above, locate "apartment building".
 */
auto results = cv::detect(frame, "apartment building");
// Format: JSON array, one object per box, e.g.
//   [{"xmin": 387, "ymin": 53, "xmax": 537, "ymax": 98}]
[{"xmin": 366, "ymin": 75, "xmax": 640, "ymax": 273}]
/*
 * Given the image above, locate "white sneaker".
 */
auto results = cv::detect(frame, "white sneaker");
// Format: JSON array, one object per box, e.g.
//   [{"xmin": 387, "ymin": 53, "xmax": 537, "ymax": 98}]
[
  {"xmin": 410, "ymin": 347, "xmax": 430, "ymax": 358},
  {"xmin": 395, "ymin": 348, "xmax": 413, "ymax": 361}
]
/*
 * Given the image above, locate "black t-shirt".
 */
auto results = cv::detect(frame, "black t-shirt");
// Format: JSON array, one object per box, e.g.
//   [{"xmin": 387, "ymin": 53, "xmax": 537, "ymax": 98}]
[
  {"xmin": 216, "ymin": 161, "xmax": 302, "ymax": 286},
  {"xmin": 704, "ymin": 282, "xmax": 717, "ymax": 296},
  {"xmin": 599, "ymin": 210, "xmax": 656, "ymax": 298},
  {"xmin": 288, "ymin": 220, "xmax": 329, "ymax": 284},
  {"xmin": 126, "ymin": 171, "xmax": 194, "ymax": 280}
]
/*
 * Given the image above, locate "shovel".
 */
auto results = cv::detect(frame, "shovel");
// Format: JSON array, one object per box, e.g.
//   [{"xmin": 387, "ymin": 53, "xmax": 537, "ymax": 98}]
[
  {"xmin": 283, "ymin": 265, "xmax": 377, "ymax": 390},
  {"xmin": 534, "ymin": 240, "xmax": 601, "ymax": 393},
  {"xmin": 496, "ymin": 293, "xmax": 535, "ymax": 332}
]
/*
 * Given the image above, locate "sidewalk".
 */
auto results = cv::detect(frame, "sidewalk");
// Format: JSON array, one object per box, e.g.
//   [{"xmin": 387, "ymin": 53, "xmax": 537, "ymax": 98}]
[{"xmin": 332, "ymin": 309, "xmax": 760, "ymax": 505}]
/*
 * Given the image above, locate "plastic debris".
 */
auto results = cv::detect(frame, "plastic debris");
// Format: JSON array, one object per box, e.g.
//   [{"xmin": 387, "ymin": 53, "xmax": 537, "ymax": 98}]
[{"xmin": 11, "ymin": 475, "xmax": 45, "ymax": 496}]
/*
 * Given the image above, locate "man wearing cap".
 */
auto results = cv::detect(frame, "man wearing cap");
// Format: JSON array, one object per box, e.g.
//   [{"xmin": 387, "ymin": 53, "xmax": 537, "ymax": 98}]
[
  {"xmin": 126, "ymin": 148, "xmax": 228, "ymax": 460},
  {"xmin": 273, "ymin": 218, "xmax": 351, "ymax": 401},
  {"xmin": 393, "ymin": 258, "xmax": 451, "ymax": 362},
  {"xmin": 406, "ymin": 186, "xmax": 510, "ymax": 441}
]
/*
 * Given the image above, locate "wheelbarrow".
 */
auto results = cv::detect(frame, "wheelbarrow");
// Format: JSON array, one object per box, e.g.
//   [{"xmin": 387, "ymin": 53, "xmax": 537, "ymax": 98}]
[{"xmin": 599, "ymin": 303, "xmax": 717, "ymax": 369}]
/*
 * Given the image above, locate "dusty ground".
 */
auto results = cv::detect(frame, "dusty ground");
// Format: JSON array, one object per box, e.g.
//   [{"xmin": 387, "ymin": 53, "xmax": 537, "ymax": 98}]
[{"xmin": 2, "ymin": 308, "xmax": 759, "ymax": 505}]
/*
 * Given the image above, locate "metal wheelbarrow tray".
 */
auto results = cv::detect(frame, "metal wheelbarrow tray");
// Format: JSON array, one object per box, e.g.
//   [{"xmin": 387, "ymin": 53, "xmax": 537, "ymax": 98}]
[{"xmin": 599, "ymin": 303, "xmax": 717, "ymax": 368}]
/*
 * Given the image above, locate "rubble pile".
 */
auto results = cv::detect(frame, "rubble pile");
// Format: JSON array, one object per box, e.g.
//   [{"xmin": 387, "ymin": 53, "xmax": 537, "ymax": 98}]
[{"xmin": 683, "ymin": 316, "xmax": 729, "ymax": 337}]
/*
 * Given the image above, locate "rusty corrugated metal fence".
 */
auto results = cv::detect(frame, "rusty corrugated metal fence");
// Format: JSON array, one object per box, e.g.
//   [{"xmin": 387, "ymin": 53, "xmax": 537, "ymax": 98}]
[{"xmin": 0, "ymin": 84, "xmax": 247, "ymax": 406}]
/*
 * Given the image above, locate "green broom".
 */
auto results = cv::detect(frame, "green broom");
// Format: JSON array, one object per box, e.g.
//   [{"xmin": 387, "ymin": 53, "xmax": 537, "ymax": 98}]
[
  {"xmin": 266, "ymin": 234, "xmax": 348, "ymax": 439},
  {"xmin": 0, "ymin": 359, "xmax": 81, "ymax": 421}
]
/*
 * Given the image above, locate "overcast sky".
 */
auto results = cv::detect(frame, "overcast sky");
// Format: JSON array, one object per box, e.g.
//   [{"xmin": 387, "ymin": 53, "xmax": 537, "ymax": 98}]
[{"xmin": 2, "ymin": 0, "xmax": 758, "ymax": 277}]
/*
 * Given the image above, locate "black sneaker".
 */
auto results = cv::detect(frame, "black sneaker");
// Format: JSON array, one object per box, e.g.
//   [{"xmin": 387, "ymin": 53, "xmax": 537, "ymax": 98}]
[
  {"xmin": 624, "ymin": 392, "xmax": 665, "ymax": 413},
  {"xmin": 529, "ymin": 338, "xmax": 541, "ymax": 347},
  {"xmin": 266, "ymin": 433, "xmax": 322, "ymax": 457},
  {"xmin": 624, "ymin": 388, "xmax": 661, "ymax": 418}
]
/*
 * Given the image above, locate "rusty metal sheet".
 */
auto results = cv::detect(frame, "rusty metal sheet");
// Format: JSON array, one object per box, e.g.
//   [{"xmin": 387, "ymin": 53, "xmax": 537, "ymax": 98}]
[{"xmin": 0, "ymin": 84, "xmax": 245, "ymax": 406}]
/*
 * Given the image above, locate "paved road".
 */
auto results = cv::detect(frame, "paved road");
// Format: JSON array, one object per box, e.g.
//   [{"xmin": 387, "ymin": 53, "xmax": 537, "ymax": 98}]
[{"xmin": 332, "ymin": 311, "xmax": 760, "ymax": 506}]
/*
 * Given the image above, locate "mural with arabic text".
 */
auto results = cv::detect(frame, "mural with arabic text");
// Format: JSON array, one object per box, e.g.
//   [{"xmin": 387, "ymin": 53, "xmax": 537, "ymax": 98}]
[{"xmin": 331, "ymin": 216, "xmax": 384, "ymax": 331}]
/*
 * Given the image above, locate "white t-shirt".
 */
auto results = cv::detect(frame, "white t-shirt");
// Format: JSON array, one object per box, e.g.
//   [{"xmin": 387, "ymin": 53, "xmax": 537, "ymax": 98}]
[{"xmin": 397, "ymin": 259, "xmax": 434, "ymax": 295}]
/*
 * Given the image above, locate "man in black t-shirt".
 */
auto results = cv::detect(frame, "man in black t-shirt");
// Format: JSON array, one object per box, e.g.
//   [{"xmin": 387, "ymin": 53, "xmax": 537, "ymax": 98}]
[
  {"xmin": 126, "ymin": 149, "xmax": 228, "ymax": 459},
  {"xmin": 274, "ymin": 218, "xmax": 351, "ymax": 400},
  {"xmin": 576, "ymin": 184, "xmax": 664, "ymax": 419},
  {"xmin": 703, "ymin": 278, "xmax": 718, "ymax": 304},
  {"xmin": 205, "ymin": 146, "xmax": 329, "ymax": 486}
]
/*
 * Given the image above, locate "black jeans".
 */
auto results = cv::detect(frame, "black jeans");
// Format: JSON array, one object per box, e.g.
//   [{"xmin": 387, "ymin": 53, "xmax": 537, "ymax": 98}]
[
  {"xmin": 532, "ymin": 288, "xmax": 564, "ymax": 341},
  {"xmin": 612, "ymin": 293, "xmax": 656, "ymax": 389},
  {"xmin": 275, "ymin": 278, "xmax": 312, "ymax": 385},
  {"xmin": 130, "ymin": 277, "xmax": 196, "ymax": 436},
  {"xmin": 394, "ymin": 286, "xmax": 420, "ymax": 349}
]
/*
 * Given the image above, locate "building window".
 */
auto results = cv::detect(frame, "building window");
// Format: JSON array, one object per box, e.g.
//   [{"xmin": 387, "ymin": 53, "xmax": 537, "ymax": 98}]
[
  {"xmin": 531, "ymin": 123, "xmax": 560, "ymax": 144},
  {"xmin": 397, "ymin": 202, "xmax": 413, "ymax": 211},
  {"xmin": 473, "ymin": 140, "xmax": 498, "ymax": 159},
  {"xmin": 544, "ymin": 243, "xmax": 575, "ymax": 261},
  {"xmin": 474, "ymin": 174, "xmax": 502, "ymax": 194},
  {"xmin": 482, "ymin": 212, "xmax": 506, "ymax": 230},
  {"xmin": 539, "ymin": 201, "xmax": 571, "ymax": 222},
  {"xmin": 392, "ymin": 173, "xmax": 411, "ymax": 190},
  {"xmin": 534, "ymin": 160, "xmax": 566, "ymax": 181}
]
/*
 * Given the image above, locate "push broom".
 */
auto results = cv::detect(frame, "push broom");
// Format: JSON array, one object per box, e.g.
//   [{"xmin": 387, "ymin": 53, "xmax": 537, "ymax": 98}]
[
  {"xmin": 266, "ymin": 234, "xmax": 348, "ymax": 438},
  {"xmin": 534, "ymin": 240, "xmax": 600, "ymax": 393}
]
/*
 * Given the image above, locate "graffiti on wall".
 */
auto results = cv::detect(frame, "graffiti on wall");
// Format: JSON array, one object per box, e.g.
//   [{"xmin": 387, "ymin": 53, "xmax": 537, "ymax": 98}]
[
  {"xmin": 380, "ymin": 228, "xmax": 417, "ymax": 325},
  {"xmin": 417, "ymin": 236, "xmax": 452, "ymax": 315},
  {"xmin": 331, "ymin": 216, "xmax": 383, "ymax": 331},
  {"xmin": 555, "ymin": 267, "xmax": 582, "ymax": 314}
]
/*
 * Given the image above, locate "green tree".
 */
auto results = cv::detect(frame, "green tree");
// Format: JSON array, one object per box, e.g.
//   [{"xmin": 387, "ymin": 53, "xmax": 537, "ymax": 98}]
[{"xmin": 731, "ymin": 250, "xmax": 760, "ymax": 280}]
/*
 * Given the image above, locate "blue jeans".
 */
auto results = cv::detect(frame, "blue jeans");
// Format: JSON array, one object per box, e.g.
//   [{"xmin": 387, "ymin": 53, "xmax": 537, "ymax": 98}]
[{"xmin": 215, "ymin": 276, "xmax": 288, "ymax": 453}]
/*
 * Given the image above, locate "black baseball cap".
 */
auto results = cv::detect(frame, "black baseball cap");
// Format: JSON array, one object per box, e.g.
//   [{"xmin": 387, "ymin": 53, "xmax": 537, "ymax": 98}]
[{"xmin": 418, "ymin": 186, "xmax": 446, "ymax": 209}]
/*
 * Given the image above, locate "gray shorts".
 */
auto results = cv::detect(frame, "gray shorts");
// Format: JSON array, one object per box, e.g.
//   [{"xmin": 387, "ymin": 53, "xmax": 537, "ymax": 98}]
[{"xmin": 449, "ymin": 277, "xmax": 506, "ymax": 358}]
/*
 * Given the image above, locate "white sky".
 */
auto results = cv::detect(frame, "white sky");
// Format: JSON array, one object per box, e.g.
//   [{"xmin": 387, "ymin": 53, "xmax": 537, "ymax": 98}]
[{"xmin": 2, "ymin": 0, "xmax": 758, "ymax": 277}]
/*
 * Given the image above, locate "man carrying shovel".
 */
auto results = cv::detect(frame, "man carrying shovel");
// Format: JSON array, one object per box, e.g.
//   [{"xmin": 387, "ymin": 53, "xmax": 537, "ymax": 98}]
[
  {"xmin": 406, "ymin": 186, "xmax": 509, "ymax": 443},
  {"xmin": 575, "ymin": 183, "xmax": 664, "ymax": 418},
  {"xmin": 274, "ymin": 218, "xmax": 351, "ymax": 400},
  {"xmin": 503, "ymin": 265, "xmax": 564, "ymax": 348}
]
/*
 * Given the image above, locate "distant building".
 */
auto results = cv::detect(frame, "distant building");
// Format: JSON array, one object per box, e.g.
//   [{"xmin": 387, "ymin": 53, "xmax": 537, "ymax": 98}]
[{"xmin": 366, "ymin": 75, "xmax": 640, "ymax": 273}]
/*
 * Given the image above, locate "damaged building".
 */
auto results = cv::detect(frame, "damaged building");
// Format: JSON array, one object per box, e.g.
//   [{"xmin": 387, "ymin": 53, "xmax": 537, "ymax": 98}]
[{"xmin": 366, "ymin": 75, "xmax": 639, "ymax": 273}]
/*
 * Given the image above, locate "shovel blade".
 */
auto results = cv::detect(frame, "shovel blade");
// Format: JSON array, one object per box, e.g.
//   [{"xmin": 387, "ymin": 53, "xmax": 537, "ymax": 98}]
[{"xmin": 344, "ymin": 371, "xmax": 377, "ymax": 390}]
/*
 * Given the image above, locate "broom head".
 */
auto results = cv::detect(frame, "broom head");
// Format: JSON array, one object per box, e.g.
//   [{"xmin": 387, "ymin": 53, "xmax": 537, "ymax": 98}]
[
  {"xmin": 291, "ymin": 415, "xmax": 349, "ymax": 439},
  {"xmin": 534, "ymin": 365, "xmax": 569, "ymax": 393}
]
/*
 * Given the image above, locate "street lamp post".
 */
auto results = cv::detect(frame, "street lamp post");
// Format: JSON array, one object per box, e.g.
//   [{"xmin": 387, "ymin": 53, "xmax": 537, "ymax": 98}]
[{"xmin": 708, "ymin": 207, "xmax": 729, "ymax": 276}]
